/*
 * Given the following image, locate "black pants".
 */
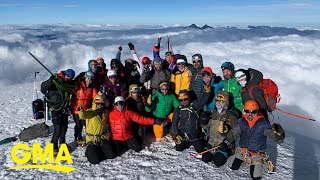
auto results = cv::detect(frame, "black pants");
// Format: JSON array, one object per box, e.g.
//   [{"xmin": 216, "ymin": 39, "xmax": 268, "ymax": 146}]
[
  {"xmin": 73, "ymin": 114, "xmax": 84, "ymax": 140},
  {"xmin": 85, "ymin": 140, "xmax": 116, "ymax": 164},
  {"xmin": 51, "ymin": 110, "xmax": 68, "ymax": 146},
  {"xmin": 175, "ymin": 138, "xmax": 206, "ymax": 153},
  {"xmin": 202, "ymin": 144, "xmax": 229, "ymax": 167},
  {"xmin": 114, "ymin": 138, "xmax": 142, "ymax": 155}
]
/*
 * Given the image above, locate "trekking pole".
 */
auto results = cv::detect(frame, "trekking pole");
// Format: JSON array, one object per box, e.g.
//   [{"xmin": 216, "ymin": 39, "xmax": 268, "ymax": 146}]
[
  {"xmin": 33, "ymin": 72, "xmax": 39, "ymax": 100},
  {"xmin": 190, "ymin": 146, "xmax": 220, "ymax": 158},
  {"xmin": 28, "ymin": 51, "xmax": 54, "ymax": 76},
  {"xmin": 275, "ymin": 107, "xmax": 316, "ymax": 121},
  {"xmin": 45, "ymin": 96, "xmax": 49, "ymax": 123}
]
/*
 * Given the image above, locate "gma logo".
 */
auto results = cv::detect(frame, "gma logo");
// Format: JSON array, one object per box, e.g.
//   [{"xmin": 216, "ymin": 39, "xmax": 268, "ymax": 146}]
[{"xmin": 8, "ymin": 143, "xmax": 76, "ymax": 173}]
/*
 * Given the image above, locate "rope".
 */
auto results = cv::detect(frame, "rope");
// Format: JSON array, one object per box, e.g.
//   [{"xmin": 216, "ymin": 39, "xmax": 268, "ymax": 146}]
[
  {"xmin": 190, "ymin": 146, "xmax": 220, "ymax": 158},
  {"xmin": 275, "ymin": 107, "xmax": 315, "ymax": 121}
]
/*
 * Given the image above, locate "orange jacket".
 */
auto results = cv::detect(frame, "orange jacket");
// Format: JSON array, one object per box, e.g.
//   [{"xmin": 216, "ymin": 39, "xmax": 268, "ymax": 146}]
[
  {"xmin": 71, "ymin": 81, "xmax": 98, "ymax": 114},
  {"xmin": 109, "ymin": 108, "xmax": 154, "ymax": 141}
]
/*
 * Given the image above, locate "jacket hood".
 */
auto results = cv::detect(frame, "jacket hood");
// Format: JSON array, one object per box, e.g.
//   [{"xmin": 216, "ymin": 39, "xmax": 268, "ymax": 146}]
[{"xmin": 245, "ymin": 68, "xmax": 263, "ymax": 89}]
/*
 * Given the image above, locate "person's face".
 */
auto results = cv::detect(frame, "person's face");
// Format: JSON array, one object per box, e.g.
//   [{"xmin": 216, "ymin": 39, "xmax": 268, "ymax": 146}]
[
  {"xmin": 154, "ymin": 63, "xmax": 161, "ymax": 71},
  {"xmin": 108, "ymin": 75, "xmax": 117, "ymax": 83},
  {"xmin": 126, "ymin": 60, "xmax": 134, "ymax": 69},
  {"xmin": 95, "ymin": 102, "xmax": 104, "ymax": 111},
  {"xmin": 177, "ymin": 63, "xmax": 185, "ymax": 71},
  {"xmin": 115, "ymin": 101, "xmax": 125, "ymax": 112},
  {"xmin": 160, "ymin": 85, "xmax": 169, "ymax": 95},
  {"xmin": 202, "ymin": 73, "xmax": 211, "ymax": 83},
  {"xmin": 64, "ymin": 75, "xmax": 73, "ymax": 82},
  {"xmin": 85, "ymin": 77, "xmax": 93, "ymax": 87},
  {"xmin": 165, "ymin": 55, "xmax": 172, "ymax": 63},
  {"xmin": 131, "ymin": 91, "xmax": 140, "ymax": 100},
  {"xmin": 193, "ymin": 59, "xmax": 201, "ymax": 69},
  {"xmin": 223, "ymin": 69, "xmax": 233, "ymax": 80},
  {"xmin": 243, "ymin": 109, "xmax": 258, "ymax": 121},
  {"xmin": 179, "ymin": 97, "xmax": 189, "ymax": 106},
  {"xmin": 90, "ymin": 63, "xmax": 98, "ymax": 73}
]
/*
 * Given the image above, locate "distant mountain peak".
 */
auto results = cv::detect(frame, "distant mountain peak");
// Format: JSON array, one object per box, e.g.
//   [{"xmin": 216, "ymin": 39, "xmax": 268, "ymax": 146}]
[
  {"xmin": 201, "ymin": 24, "xmax": 212, "ymax": 29},
  {"xmin": 188, "ymin": 24, "xmax": 212, "ymax": 29}
]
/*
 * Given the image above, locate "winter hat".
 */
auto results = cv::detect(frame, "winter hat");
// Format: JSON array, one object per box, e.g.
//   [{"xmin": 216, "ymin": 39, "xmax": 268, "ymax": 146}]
[
  {"xmin": 234, "ymin": 70, "xmax": 247, "ymax": 80},
  {"xmin": 221, "ymin": 62, "xmax": 235, "ymax": 72},
  {"xmin": 64, "ymin": 69, "xmax": 75, "ymax": 79},
  {"xmin": 110, "ymin": 59, "xmax": 120, "ymax": 69},
  {"xmin": 178, "ymin": 89, "xmax": 189, "ymax": 100},
  {"xmin": 142, "ymin": 57, "xmax": 151, "ymax": 64},
  {"xmin": 129, "ymin": 84, "xmax": 140, "ymax": 96},
  {"xmin": 201, "ymin": 67, "xmax": 213, "ymax": 78},
  {"xmin": 153, "ymin": 57, "xmax": 162, "ymax": 65},
  {"xmin": 94, "ymin": 95, "xmax": 105, "ymax": 103},
  {"xmin": 192, "ymin": 54, "xmax": 203, "ymax": 62},
  {"xmin": 176, "ymin": 54, "xmax": 187, "ymax": 63},
  {"xmin": 176, "ymin": 59, "xmax": 186, "ymax": 64},
  {"xmin": 159, "ymin": 81, "xmax": 169, "ymax": 88}
]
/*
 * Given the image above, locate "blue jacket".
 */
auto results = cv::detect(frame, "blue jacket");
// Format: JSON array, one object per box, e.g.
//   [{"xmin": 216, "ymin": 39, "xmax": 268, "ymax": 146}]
[{"xmin": 205, "ymin": 76, "xmax": 224, "ymax": 111}]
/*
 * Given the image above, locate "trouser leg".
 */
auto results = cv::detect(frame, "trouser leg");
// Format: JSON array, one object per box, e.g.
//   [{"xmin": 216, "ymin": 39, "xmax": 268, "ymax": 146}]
[
  {"xmin": 101, "ymin": 140, "xmax": 117, "ymax": 159},
  {"xmin": 85, "ymin": 143, "xmax": 102, "ymax": 164},
  {"xmin": 125, "ymin": 138, "xmax": 142, "ymax": 152}
]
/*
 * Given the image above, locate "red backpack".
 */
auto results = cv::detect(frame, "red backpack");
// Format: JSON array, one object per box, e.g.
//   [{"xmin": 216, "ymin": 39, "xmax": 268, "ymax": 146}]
[{"xmin": 248, "ymin": 79, "xmax": 281, "ymax": 111}]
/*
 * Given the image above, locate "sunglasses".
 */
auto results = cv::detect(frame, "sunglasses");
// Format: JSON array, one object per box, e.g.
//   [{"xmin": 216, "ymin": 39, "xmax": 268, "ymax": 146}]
[
  {"xmin": 91, "ymin": 64, "xmax": 98, "ymax": 67},
  {"xmin": 193, "ymin": 60, "xmax": 201, "ymax": 64},
  {"xmin": 115, "ymin": 101, "xmax": 124, "ymax": 106},
  {"xmin": 153, "ymin": 62, "xmax": 161, "ymax": 65},
  {"xmin": 108, "ymin": 75, "xmax": 117, "ymax": 79},
  {"xmin": 244, "ymin": 110, "xmax": 258, "ymax": 114},
  {"xmin": 161, "ymin": 88, "xmax": 168, "ymax": 91},
  {"xmin": 177, "ymin": 63, "xmax": 185, "ymax": 66},
  {"xmin": 201, "ymin": 72, "xmax": 211, "ymax": 77},
  {"xmin": 85, "ymin": 77, "xmax": 94, "ymax": 81},
  {"xmin": 96, "ymin": 103, "xmax": 104, "ymax": 106},
  {"xmin": 132, "ymin": 91, "xmax": 140, "ymax": 94},
  {"xmin": 179, "ymin": 98, "xmax": 189, "ymax": 102}
]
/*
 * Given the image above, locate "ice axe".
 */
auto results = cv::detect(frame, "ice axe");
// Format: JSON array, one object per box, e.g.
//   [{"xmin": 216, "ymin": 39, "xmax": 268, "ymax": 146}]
[{"xmin": 28, "ymin": 51, "xmax": 54, "ymax": 76}]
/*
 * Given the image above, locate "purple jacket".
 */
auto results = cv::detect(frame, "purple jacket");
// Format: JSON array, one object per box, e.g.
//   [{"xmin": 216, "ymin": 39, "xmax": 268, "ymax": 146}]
[{"xmin": 100, "ymin": 78, "xmax": 127, "ymax": 109}]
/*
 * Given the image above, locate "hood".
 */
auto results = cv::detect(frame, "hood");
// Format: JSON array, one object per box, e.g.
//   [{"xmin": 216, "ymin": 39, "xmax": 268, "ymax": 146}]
[{"xmin": 245, "ymin": 68, "xmax": 263, "ymax": 89}]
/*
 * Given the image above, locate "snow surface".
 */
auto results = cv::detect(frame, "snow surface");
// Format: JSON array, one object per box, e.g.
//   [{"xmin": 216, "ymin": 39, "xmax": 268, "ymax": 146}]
[{"xmin": 1, "ymin": 25, "xmax": 320, "ymax": 179}]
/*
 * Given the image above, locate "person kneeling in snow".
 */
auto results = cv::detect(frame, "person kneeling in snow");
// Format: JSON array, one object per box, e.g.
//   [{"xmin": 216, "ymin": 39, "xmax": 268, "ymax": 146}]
[
  {"xmin": 218, "ymin": 100, "xmax": 285, "ymax": 180},
  {"xmin": 109, "ymin": 96, "xmax": 162, "ymax": 154},
  {"xmin": 172, "ymin": 88, "xmax": 210, "ymax": 153},
  {"xmin": 78, "ymin": 95, "xmax": 116, "ymax": 164},
  {"xmin": 201, "ymin": 91, "xmax": 240, "ymax": 166}
]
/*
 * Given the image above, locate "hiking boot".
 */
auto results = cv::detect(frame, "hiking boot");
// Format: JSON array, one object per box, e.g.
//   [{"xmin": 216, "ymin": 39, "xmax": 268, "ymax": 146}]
[
  {"xmin": 77, "ymin": 139, "xmax": 86, "ymax": 147},
  {"xmin": 53, "ymin": 143, "xmax": 59, "ymax": 156}
]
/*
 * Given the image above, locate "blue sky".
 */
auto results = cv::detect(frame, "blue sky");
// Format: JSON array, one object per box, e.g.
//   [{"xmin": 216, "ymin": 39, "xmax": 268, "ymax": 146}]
[{"xmin": 0, "ymin": 0, "xmax": 319, "ymax": 25}]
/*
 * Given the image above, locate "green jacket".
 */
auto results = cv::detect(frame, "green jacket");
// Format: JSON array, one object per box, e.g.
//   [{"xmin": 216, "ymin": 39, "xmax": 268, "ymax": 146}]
[
  {"xmin": 223, "ymin": 78, "xmax": 243, "ymax": 112},
  {"xmin": 145, "ymin": 90, "xmax": 180, "ymax": 118}
]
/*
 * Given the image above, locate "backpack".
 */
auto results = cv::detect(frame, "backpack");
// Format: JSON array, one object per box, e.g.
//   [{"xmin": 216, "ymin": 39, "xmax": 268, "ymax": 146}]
[
  {"xmin": 18, "ymin": 122, "xmax": 49, "ymax": 142},
  {"xmin": 248, "ymin": 79, "xmax": 281, "ymax": 111},
  {"xmin": 32, "ymin": 99, "xmax": 45, "ymax": 119}
]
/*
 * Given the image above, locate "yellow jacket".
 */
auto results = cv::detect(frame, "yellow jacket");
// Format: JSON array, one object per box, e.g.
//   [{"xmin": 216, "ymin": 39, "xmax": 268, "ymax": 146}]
[
  {"xmin": 78, "ymin": 102, "xmax": 110, "ymax": 143},
  {"xmin": 171, "ymin": 67, "xmax": 191, "ymax": 95}
]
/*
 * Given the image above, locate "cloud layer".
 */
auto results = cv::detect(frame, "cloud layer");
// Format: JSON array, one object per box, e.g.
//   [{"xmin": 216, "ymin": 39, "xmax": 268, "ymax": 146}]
[{"xmin": 0, "ymin": 25, "xmax": 319, "ymax": 119}]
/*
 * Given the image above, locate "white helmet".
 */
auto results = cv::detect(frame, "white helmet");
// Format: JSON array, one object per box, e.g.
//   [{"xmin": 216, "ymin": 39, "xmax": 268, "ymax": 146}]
[
  {"xmin": 107, "ymin": 70, "xmax": 117, "ymax": 77},
  {"xmin": 235, "ymin": 71, "xmax": 246, "ymax": 80},
  {"xmin": 114, "ymin": 96, "xmax": 125, "ymax": 104}
]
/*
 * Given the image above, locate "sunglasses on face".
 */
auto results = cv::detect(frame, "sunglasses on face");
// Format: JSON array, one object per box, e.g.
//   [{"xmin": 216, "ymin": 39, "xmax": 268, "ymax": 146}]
[
  {"xmin": 179, "ymin": 98, "xmax": 189, "ymax": 102},
  {"xmin": 109, "ymin": 75, "xmax": 117, "ymax": 79},
  {"xmin": 91, "ymin": 64, "xmax": 98, "ymax": 67},
  {"xmin": 96, "ymin": 103, "xmax": 104, "ymax": 106},
  {"xmin": 153, "ymin": 62, "xmax": 161, "ymax": 65},
  {"xmin": 177, "ymin": 63, "xmax": 185, "ymax": 66},
  {"xmin": 193, "ymin": 60, "xmax": 201, "ymax": 64},
  {"xmin": 244, "ymin": 110, "xmax": 258, "ymax": 114},
  {"xmin": 161, "ymin": 88, "xmax": 168, "ymax": 91},
  {"xmin": 202, "ymin": 72, "xmax": 211, "ymax": 77},
  {"xmin": 115, "ymin": 101, "xmax": 124, "ymax": 106},
  {"xmin": 132, "ymin": 91, "xmax": 140, "ymax": 95}
]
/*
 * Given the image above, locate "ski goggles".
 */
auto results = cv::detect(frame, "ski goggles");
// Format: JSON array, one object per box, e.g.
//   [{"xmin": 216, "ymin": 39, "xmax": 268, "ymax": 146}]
[
  {"xmin": 216, "ymin": 94, "xmax": 225, "ymax": 102},
  {"xmin": 130, "ymin": 86, "xmax": 140, "ymax": 92},
  {"xmin": 165, "ymin": 51, "xmax": 173, "ymax": 56},
  {"xmin": 153, "ymin": 61, "xmax": 161, "ymax": 65},
  {"xmin": 244, "ymin": 110, "xmax": 258, "ymax": 114}
]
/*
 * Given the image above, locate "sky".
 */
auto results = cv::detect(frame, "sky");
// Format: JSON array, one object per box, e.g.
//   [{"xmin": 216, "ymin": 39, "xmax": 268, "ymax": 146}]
[{"xmin": 0, "ymin": 0, "xmax": 320, "ymax": 26}]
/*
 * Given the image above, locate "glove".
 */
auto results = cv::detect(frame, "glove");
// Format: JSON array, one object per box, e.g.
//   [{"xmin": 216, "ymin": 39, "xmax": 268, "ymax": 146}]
[
  {"xmin": 175, "ymin": 135, "xmax": 183, "ymax": 145},
  {"xmin": 77, "ymin": 106, "xmax": 84, "ymax": 112},
  {"xmin": 128, "ymin": 42, "xmax": 135, "ymax": 50},
  {"xmin": 153, "ymin": 118, "xmax": 163, "ymax": 125},
  {"xmin": 154, "ymin": 37, "xmax": 162, "ymax": 49},
  {"xmin": 217, "ymin": 121, "xmax": 229, "ymax": 134},
  {"xmin": 204, "ymin": 85, "xmax": 211, "ymax": 93},
  {"xmin": 118, "ymin": 46, "xmax": 122, "ymax": 52},
  {"xmin": 218, "ymin": 139, "xmax": 231, "ymax": 151},
  {"xmin": 147, "ymin": 94, "xmax": 152, "ymax": 105},
  {"xmin": 272, "ymin": 123, "xmax": 284, "ymax": 136}
]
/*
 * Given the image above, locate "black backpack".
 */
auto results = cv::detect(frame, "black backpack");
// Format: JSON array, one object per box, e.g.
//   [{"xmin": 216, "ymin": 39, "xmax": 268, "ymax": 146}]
[
  {"xmin": 18, "ymin": 122, "xmax": 49, "ymax": 142},
  {"xmin": 32, "ymin": 99, "xmax": 45, "ymax": 119}
]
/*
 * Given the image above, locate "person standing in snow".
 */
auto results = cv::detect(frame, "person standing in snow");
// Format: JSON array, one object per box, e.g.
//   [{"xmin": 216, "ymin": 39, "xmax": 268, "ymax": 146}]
[
  {"xmin": 41, "ymin": 69, "xmax": 76, "ymax": 152},
  {"xmin": 109, "ymin": 96, "xmax": 162, "ymax": 154},
  {"xmin": 70, "ymin": 71, "xmax": 98, "ymax": 146},
  {"xmin": 171, "ymin": 58, "xmax": 192, "ymax": 95},
  {"xmin": 218, "ymin": 100, "xmax": 285, "ymax": 180},
  {"xmin": 189, "ymin": 54, "xmax": 204, "ymax": 99},
  {"xmin": 221, "ymin": 62, "xmax": 243, "ymax": 113},
  {"xmin": 200, "ymin": 91, "xmax": 239, "ymax": 166},
  {"xmin": 152, "ymin": 37, "xmax": 177, "ymax": 73},
  {"xmin": 78, "ymin": 95, "xmax": 117, "ymax": 164},
  {"xmin": 234, "ymin": 68, "xmax": 269, "ymax": 118},
  {"xmin": 172, "ymin": 87, "xmax": 211, "ymax": 153}
]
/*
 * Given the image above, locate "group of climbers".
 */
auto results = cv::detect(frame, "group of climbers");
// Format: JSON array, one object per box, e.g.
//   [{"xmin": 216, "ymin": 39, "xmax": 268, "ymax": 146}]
[{"xmin": 40, "ymin": 37, "xmax": 285, "ymax": 179}]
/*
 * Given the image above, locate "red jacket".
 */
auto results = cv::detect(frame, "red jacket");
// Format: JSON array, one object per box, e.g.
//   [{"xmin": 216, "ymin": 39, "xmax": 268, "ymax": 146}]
[
  {"xmin": 70, "ymin": 81, "xmax": 98, "ymax": 114},
  {"xmin": 109, "ymin": 108, "xmax": 154, "ymax": 141}
]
